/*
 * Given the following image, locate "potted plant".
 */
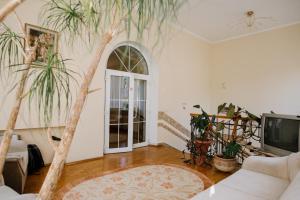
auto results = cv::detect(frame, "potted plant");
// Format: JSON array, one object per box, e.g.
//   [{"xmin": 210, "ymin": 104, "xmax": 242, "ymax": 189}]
[
  {"xmin": 213, "ymin": 103, "xmax": 260, "ymax": 172},
  {"xmin": 187, "ymin": 106, "xmax": 214, "ymax": 166},
  {"xmin": 214, "ymin": 141, "xmax": 241, "ymax": 172}
]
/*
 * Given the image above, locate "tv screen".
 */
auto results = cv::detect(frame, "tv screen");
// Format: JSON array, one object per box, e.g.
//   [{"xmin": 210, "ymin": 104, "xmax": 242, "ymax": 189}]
[{"xmin": 264, "ymin": 117, "xmax": 299, "ymax": 152}]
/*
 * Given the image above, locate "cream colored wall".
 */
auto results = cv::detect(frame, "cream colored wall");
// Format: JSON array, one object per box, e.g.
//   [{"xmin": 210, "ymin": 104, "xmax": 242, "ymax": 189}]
[
  {"xmin": 67, "ymin": 27, "xmax": 213, "ymax": 161},
  {"xmin": 211, "ymin": 24, "xmax": 300, "ymax": 116},
  {"xmin": 0, "ymin": 0, "xmax": 213, "ymax": 162},
  {"xmin": 3, "ymin": 0, "xmax": 299, "ymax": 163},
  {"xmin": 158, "ymin": 30, "xmax": 212, "ymax": 128}
]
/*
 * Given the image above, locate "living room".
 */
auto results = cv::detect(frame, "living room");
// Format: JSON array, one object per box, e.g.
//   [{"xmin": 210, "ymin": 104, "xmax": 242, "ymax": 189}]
[{"xmin": 0, "ymin": 0, "xmax": 300, "ymax": 199}]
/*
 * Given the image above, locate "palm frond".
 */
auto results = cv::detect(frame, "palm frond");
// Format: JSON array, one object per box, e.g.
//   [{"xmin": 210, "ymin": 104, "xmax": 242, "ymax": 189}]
[
  {"xmin": 0, "ymin": 23, "xmax": 24, "ymax": 76},
  {"xmin": 42, "ymin": 0, "xmax": 183, "ymax": 44},
  {"xmin": 26, "ymin": 50, "xmax": 78, "ymax": 125}
]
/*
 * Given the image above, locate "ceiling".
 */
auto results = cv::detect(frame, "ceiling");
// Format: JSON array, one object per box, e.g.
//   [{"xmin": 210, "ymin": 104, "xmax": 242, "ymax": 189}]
[{"xmin": 177, "ymin": 0, "xmax": 300, "ymax": 42}]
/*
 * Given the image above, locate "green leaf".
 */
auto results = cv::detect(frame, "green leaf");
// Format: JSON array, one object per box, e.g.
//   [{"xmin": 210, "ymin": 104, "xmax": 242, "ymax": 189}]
[
  {"xmin": 0, "ymin": 23, "xmax": 24, "ymax": 76},
  {"xmin": 193, "ymin": 104, "xmax": 200, "ymax": 109},
  {"xmin": 217, "ymin": 103, "xmax": 226, "ymax": 113},
  {"xmin": 42, "ymin": 0, "xmax": 183, "ymax": 45},
  {"xmin": 245, "ymin": 111, "xmax": 261, "ymax": 123},
  {"xmin": 216, "ymin": 122, "xmax": 225, "ymax": 131},
  {"xmin": 227, "ymin": 104, "xmax": 235, "ymax": 118},
  {"xmin": 26, "ymin": 50, "xmax": 78, "ymax": 125}
]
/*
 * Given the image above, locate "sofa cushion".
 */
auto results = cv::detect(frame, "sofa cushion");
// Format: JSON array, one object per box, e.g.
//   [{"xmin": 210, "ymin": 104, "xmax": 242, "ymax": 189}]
[
  {"xmin": 191, "ymin": 183, "xmax": 266, "ymax": 200},
  {"xmin": 219, "ymin": 169, "xmax": 289, "ymax": 200},
  {"xmin": 280, "ymin": 171, "xmax": 300, "ymax": 200},
  {"xmin": 287, "ymin": 152, "xmax": 300, "ymax": 181},
  {"xmin": 242, "ymin": 156, "xmax": 289, "ymax": 180},
  {"xmin": 7, "ymin": 194, "xmax": 37, "ymax": 200},
  {"xmin": 0, "ymin": 185, "xmax": 19, "ymax": 199}
]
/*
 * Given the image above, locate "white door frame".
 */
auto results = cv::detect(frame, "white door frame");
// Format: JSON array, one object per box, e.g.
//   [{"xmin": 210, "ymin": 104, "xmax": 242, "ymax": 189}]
[{"xmin": 104, "ymin": 69, "xmax": 149, "ymax": 153}]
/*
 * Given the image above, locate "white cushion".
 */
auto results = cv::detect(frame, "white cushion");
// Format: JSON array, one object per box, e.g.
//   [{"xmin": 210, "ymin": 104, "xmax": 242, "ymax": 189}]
[
  {"xmin": 191, "ymin": 184, "xmax": 266, "ymax": 200},
  {"xmin": 192, "ymin": 169, "xmax": 289, "ymax": 200},
  {"xmin": 242, "ymin": 156, "xmax": 289, "ymax": 180},
  {"xmin": 280, "ymin": 171, "xmax": 300, "ymax": 200},
  {"xmin": 287, "ymin": 152, "xmax": 300, "ymax": 181},
  {"xmin": 0, "ymin": 186, "xmax": 19, "ymax": 199},
  {"xmin": 220, "ymin": 169, "xmax": 289, "ymax": 200},
  {"xmin": 7, "ymin": 194, "xmax": 37, "ymax": 200}
]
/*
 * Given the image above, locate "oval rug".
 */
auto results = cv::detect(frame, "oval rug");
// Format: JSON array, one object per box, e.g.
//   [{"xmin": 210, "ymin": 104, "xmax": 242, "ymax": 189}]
[{"xmin": 63, "ymin": 165, "xmax": 208, "ymax": 200}]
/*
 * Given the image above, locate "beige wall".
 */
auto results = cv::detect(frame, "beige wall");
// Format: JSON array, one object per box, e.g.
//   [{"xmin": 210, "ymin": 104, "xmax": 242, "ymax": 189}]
[
  {"xmin": 1, "ymin": 0, "xmax": 300, "ymax": 163},
  {"xmin": 211, "ymin": 24, "xmax": 300, "ymax": 115},
  {"xmin": 0, "ymin": 0, "xmax": 213, "ymax": 162},
  {"xmin": 158, "ymin": 30, "xmax": 212, "ymax": 128}
]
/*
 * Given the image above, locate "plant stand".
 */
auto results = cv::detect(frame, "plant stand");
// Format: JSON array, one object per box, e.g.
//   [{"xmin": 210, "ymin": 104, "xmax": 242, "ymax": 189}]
[{"xmin": 194, "ymin": 140, "xmax": 213, "ymax": 166}]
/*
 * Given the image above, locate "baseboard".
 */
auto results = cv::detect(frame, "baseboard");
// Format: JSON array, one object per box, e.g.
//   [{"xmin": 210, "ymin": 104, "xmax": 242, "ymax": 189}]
[{"xmin": 65, "ymin": 156, "xmax": 103, "ymax": 166}]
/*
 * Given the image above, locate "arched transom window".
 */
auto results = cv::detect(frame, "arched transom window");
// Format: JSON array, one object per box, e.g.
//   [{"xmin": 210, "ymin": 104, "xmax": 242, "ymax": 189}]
[{"xmin": 107, "ymin": 45, "xmax": 148, "ymax": 75}]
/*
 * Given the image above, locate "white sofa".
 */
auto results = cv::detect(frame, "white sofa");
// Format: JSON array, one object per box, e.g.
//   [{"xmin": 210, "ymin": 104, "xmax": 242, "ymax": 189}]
[
  {"xmin": 0, "ymin": 185, "xmax": 36, "ymax": 200},
  {"xmin": 191, "ymin": 152, "xmax": 300, "ymax": 200}
]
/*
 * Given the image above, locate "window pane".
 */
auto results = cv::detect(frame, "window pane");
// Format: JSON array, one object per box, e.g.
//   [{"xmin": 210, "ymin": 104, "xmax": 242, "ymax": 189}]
[
  {"xmin": 119, "ymin": 124, "xmax": 128, "ymax": 148},
  {"xmin": 109, "ymin": 125, "xmax": 118, "ymax": 148},
  {"xmin": 109, "ymin": 100, "xmax": 119, "ymax": 124},
  {"xmin": 120, "ymin": 77, "xmax": 129, "ymax": 100},
  {"xmin": 133, "ymin": 122, "xmax": 146, "ymax": 144},
  {"xmin": 134, "ymin": 79, "xmax": 146, "ymax": 101},
  {"xmin": 110, "ymin": 76, "xmax": 120, "ymax": 99},
  {"xmin": 115, "ymin": 46, "xmax": 130, "ymax": 71},
  {"xmin": 133, "ymin": 123, "xmax": 139, "ymax": 144},
  {"xmin": 131, "ymin": 58, "xmax": 148, "ymax": 74},
  {"xmin": 130, "ymin": 47, "xmax": 144, "ymax": 69},
  {"xmin": 107, "ymin": 51, "xmax": 127, "ymax": 72},
  {"xmin": 119, "ymin": 101, "xmax": 129, "ymax": 123},
  {"xmin": 139, "ymin": 122, "xmax": 146, "ymax": 143},
  {"xmin": 107, "ymin": 45, "xmax": 148, "ymax": 75}
]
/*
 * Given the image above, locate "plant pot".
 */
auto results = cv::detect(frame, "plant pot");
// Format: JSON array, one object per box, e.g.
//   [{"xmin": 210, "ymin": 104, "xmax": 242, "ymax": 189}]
[
  {"xmin": 193, "ymin": 140, "xmax": 213, "ymax": 166},
  {"xmin": 213, "ymin": 155, "xmax": 237, "ymax": 172}
]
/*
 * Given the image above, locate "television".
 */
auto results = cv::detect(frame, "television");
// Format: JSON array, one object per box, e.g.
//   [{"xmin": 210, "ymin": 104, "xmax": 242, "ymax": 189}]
[{"xmin": 261, "ymin": 113, "xmax": 300, "ymax": 156}]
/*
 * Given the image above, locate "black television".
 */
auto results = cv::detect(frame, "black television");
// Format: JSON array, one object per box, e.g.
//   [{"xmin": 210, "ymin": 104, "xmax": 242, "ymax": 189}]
[{"xmin": 261, "ymin": 113, "xmax": 300, "ymax": 156}]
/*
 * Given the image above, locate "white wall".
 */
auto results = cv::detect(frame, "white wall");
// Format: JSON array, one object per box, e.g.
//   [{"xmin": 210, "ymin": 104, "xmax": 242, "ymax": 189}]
[
  {"xmin": 0, "ymin": 0, "xmax": 213, "ymax": 163},
  {"xmin": 2, "ymin": 0, "xmax": 299, "ymax": 163},
  {"xmin": 158, "ymin": 29, "xmax": 212, "ymax": 129},
  {"xmin": 211, "ymin": 23, "xmax": 300, "ymax": 116}
]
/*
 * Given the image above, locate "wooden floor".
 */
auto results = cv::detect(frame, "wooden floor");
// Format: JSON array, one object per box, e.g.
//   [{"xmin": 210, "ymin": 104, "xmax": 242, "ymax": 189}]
[{"xmin": 24, "ymin": 145, "xmax": 232, "ymax": 195}]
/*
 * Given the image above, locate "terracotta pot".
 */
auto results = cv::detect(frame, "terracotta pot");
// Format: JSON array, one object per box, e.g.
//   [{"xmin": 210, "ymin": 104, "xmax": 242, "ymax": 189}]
[
  {"xmin": 213, "ymin": 155, "xmax": 237, "ymax": 172},
  {"xmin": 193, "ymin": 140, "xmax": 212, "ymax": 166}
]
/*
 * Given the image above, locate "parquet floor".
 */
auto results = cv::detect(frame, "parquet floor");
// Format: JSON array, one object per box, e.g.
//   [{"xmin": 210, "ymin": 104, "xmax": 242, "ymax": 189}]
[{"xmin": 24, "ymin": 145, "xmax": 232, "ymax": 196}]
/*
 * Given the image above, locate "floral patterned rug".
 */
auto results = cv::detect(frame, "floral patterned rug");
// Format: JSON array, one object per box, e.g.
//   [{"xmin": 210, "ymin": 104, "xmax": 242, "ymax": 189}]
[{"xmin": 63, "ymin": 165, "xmax": 206, "ymax": 200}]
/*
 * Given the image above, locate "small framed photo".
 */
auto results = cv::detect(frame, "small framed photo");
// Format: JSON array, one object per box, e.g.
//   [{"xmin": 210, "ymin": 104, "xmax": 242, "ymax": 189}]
[{"xmin": 25, "ymin": 23, "xmax": 59, "ymax": 64}]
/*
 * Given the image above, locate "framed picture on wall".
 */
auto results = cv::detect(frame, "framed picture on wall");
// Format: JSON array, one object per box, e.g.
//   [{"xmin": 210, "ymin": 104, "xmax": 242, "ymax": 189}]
[{"xmin": 25, "ymin": 23, "xmax": 59, "ymax": 64}]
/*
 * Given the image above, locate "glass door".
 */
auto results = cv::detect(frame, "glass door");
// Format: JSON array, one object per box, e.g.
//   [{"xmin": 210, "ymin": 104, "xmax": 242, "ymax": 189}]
[
  {"xmin": 133, "ymin": 79, "xmax": 147, "ymax": 147},
  {"xmin": 105, "ymin": 70, "xmax": 148, "ymax": 153},
  {"xmin": 104, "ymin": 70, "xmax": 133, "ymax": 153}
]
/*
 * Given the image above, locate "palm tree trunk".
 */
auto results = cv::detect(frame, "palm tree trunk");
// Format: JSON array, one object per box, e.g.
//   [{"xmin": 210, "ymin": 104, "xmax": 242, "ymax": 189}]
[
  {"xmin": 0, "ymin": 0, "xmax": 25, "ymax": 22},
  {"xmin": 0, "ymin": 62, "xmax": 30, "ymax": 174},
  {"xmin": 37, "ymin": 32, "xmax": 112, "ymax": 200}
]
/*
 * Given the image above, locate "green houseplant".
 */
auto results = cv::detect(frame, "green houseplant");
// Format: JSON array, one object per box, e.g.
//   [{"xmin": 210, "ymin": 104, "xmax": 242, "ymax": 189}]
[
  {"xmin": 213, "ymin": 103, "xmax": 260, "ymax": 172},
  {"xmin": 187, "ymin": 105, "xmax": 214, "ymax": 166}
]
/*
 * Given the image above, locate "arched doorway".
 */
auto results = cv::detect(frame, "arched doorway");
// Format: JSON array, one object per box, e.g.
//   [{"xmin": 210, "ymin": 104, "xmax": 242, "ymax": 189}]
[{"xmin": 104, "ymin": 45, "xmax": 149, "ymax": 153}]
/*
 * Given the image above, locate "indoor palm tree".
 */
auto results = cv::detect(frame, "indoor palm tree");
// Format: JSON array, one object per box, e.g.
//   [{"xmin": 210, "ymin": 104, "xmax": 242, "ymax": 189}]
[
  {"xmin": 0, "ymin": 0, "xmax": 25, "ymax": 22},
  {"xmin": 38, "ymin": 0, "xmax": 183, "ymax": 199},
  {"xmin": 0, "ymin": 15, "xmax": 74, "ymax": 175}
]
